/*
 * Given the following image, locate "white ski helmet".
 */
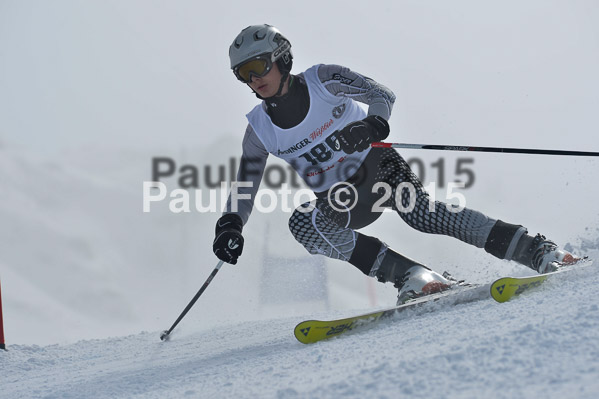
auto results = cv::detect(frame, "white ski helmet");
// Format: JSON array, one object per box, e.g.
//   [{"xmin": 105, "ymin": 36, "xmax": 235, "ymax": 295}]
[{"xmin": 229, "ymin": 24, "xmax": 293, "ymax": 83}]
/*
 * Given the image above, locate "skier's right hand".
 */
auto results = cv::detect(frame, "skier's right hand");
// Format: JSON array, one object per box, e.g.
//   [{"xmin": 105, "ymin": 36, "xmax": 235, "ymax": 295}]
[
  {"xmin": 213, "ymin": 213, "xmax": 244, "ymax": 265},
  {"xmin": 336, "ymin": 115, "xmax": 390, "ymax": 154}
]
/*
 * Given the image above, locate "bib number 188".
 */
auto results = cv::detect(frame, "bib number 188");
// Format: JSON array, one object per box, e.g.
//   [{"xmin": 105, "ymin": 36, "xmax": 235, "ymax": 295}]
[{"xmin": 298, "ymin": 133, "xmax": 340, "ymax": 166}]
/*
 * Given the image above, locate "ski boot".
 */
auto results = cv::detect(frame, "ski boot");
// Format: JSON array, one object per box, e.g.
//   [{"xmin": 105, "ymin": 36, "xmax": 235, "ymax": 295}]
[
  {"xmin": 395, "ymin": 265, "xmax": 456, "ymax": 305},
  {"xmin": 530, "ymin": 234, "xmax": 581, "ymax": 273},
  {"xmin": 371, "ymin": 248, "xmax": 454, "ymax": 305}
]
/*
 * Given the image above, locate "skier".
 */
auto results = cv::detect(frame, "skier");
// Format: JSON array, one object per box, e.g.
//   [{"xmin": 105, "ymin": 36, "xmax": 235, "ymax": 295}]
[{"xmin": 213, "ymin": 24, "xmax": 580, "ymax": 304}]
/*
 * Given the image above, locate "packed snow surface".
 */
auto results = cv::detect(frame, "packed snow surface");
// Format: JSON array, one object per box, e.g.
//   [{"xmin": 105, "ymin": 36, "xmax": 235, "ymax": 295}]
[{"xmin": 2, "ymin": 260, "xmax": 599, "ymax": 399}]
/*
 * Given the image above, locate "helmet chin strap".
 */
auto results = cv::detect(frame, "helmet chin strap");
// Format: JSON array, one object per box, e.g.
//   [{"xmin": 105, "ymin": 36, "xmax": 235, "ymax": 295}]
[{"xmin": 251, "ymin": 71, "xmax": 290, "ymax": 100}]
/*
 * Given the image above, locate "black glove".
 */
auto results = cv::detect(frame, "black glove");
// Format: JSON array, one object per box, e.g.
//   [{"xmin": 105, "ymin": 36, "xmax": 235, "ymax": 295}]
[
  {"xmin": 336, "ymin": 115, "xmax": 390, "ymax": 154},
  {"xmin": 213, "ymin": 213, "xmax": 244, "ymax": 265}
]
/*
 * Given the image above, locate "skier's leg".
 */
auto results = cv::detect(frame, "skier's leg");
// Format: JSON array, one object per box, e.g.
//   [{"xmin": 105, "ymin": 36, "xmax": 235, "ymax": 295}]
[
  {"xmin": 376, "ymin": 148, "xmax": 499, "ymax": 248},
  {"xmin": 375, "ymin": 148, "xmax": 579, "ymax": 272},
  {"xmin": 287, "ymin": 199, "xmax": 380, "ymax": 271},
  {"xmin": 288, "ymin": 197, "xmax": 452, "ymax": 303},
  {"xmin": 288, "ymin": 149, "xmax": 424, "ymax": 277}
]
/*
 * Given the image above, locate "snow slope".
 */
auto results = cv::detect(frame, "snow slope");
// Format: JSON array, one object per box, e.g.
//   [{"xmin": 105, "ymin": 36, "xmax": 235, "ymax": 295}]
[{"xmin": 2, "ymin": 256, "xmax": 598, "ymax": 399}]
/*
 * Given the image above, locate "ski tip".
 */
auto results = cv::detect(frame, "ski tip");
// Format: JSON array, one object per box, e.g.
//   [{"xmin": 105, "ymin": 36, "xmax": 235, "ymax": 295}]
[
  {"xmin": 294, "ymin": 321, "xmax": 319, "ymax": 344},
  {"xmin": 490, "ymin": 278, "xmax": 511, "ymax": 303}
]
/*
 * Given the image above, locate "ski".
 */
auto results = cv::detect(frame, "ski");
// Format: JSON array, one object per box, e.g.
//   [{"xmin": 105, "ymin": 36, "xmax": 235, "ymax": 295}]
[
  {"xmin": 490, "ymin": 259, "xmax": 593, "ymax": 303},
  {"xmin": 294, "ymin": 284, "xmax": 490, "ymax": 344},
  {"xmin": 294, "ymin": 261, "xmax": 593, "ymax": 344}
]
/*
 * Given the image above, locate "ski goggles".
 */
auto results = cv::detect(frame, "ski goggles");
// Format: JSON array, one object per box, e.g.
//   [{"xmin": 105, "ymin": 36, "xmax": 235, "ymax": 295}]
[{"xmin": 233, "ymin": 56, "xmax": 273, "ymax": 83}]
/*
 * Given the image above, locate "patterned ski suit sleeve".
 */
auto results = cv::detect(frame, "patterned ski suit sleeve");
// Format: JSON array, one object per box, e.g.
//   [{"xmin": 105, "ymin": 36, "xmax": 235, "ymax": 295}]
[
  {"xmin": 223, "ymin": 124, "xmax": 269, "ymax": 225},
  {"xmin": 317, "ymin": 64, "xmax": 396, "ymax": 120}
]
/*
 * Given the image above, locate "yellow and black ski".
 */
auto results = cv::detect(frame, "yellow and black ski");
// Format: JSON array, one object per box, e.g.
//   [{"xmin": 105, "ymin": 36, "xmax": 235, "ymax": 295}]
[
  {"xmin": 490, "ymin": 260, "xmax": 592, "ymax": 303},
  {"xmin": 295, "ymin": 261, "xmax": 593, "ymax": 344},
  {"xmin": 294, "ymin": 284, "xmax": 490, "ymax": 344}
]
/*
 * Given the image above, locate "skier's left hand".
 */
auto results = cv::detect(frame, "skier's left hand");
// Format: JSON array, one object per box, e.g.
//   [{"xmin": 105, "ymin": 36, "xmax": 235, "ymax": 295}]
[
  {"xmin": 336, "ymin": 115, "xmax": 390, "ymax": 154},
  {"xmin": 213, "ymin": 213, "xmax": 244, "ymax": 265}
]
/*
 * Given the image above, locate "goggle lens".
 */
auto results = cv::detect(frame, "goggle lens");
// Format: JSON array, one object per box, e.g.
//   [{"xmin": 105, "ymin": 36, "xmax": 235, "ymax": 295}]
[{"xmin": 235, "ymin": 58, "xmax": 270, "ymax": 83}]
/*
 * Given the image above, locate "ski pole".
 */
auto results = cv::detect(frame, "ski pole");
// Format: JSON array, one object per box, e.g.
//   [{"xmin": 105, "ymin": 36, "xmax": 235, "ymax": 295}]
[
  {"xmin": 0, "ymin": 278, "xmax": 6, "ymax": 351},
  {"xmin": 160, "ymin": 260, "xmax": 225, "ymax": 341},
  {"xmin": 371, "ymin": 142, "xmax": 599, "ymax": 157}
]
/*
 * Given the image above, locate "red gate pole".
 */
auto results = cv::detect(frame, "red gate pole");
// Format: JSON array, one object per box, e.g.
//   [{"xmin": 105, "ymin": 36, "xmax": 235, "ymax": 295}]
[{"xmin": 0, "ymin": 278, "xmax": 6, "ymax": 350}]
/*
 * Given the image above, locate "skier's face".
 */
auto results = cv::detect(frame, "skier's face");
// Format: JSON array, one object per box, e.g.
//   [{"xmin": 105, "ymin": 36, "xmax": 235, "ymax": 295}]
[{"xmin": 247, "ymin": 62, "xmax": 288, "ymax": 98}]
